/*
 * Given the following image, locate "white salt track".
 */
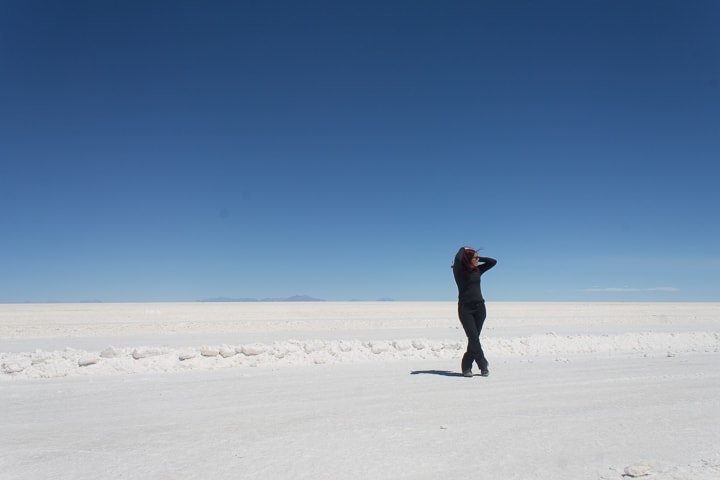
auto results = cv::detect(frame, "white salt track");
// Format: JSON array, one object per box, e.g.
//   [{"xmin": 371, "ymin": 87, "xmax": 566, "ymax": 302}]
[{"xmin": 1, "ymin": 302, "xmax": 719, "ymax": 479}]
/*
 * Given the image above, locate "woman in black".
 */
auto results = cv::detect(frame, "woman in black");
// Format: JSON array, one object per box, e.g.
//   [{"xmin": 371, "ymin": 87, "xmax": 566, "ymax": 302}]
[{"xmin": 452, "ymin": 247, "xmax": 497, "ymax": 377}]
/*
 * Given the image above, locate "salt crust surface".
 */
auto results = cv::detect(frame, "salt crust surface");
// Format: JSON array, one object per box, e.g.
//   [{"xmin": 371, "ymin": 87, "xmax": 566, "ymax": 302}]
[
  {"xmin": 2, "ymin": 302, "xmax": 718, "ymax": 379},
  {"xmin": 1, "ymin": 302, "xmax": 719, "ymax": 479}
]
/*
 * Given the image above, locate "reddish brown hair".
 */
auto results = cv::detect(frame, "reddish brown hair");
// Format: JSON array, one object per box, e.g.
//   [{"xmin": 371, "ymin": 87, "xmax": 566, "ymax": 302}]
[{"xmin": 460, "ymin": 248, "xmax": 478, "ymax": 274}]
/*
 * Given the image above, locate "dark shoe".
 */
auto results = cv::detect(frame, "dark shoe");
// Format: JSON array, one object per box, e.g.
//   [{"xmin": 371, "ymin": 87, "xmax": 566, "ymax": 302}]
[
  {"xmin": 480, "ymin": 370, "xmax": 489, "ymax": 377},
  {"xmin": 462, "ymin": 370, "xmax": 473, "ymax": 377}
]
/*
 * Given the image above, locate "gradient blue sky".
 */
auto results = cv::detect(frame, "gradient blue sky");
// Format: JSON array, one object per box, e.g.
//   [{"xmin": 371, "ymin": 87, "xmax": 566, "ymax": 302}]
[{"xmin": 2, "ymin": 1, "xmax": 719, "ymax": 303}]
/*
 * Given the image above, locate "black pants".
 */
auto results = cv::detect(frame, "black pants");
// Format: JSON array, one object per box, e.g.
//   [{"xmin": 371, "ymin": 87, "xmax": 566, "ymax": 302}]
[{"xmin": 458, "ymin": 301, "xmax": 488, "ymax": 372}]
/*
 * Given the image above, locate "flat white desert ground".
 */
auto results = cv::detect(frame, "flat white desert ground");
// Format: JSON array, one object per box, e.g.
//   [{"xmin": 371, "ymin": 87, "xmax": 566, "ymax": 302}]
[{"xmin": 1, "ymin": 302, "xmax": 719, "ymax": 479}]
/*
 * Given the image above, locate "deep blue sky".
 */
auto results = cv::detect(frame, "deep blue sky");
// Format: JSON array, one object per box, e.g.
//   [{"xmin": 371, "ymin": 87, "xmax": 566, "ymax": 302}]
[{"xmin": 1, "ymin": 1, "xmax": 718, "ymax": 303}]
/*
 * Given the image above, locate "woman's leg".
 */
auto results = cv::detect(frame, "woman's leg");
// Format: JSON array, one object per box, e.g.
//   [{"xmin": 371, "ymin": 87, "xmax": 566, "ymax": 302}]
[
  {"xmin": 473, "ymin": 303, "xmax": 488, "ymax": 372},
  {"xmin": 459, "ymin": 302, "xmax": 483, "ymax": 373}
]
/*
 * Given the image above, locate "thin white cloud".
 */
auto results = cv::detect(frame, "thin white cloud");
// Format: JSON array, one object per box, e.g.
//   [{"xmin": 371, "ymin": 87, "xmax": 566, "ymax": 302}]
[{"xmin": 583, "ymin": 287, "xmax": 679, "ymax": 292}]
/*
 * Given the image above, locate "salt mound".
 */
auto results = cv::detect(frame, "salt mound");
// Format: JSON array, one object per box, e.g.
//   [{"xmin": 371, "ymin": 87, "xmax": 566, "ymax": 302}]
[
  {"xmin": 1, "ymin": 330, "xmax": 718, "ymax": 379},
  {"xmin": 624, "ymin": 463, "xmax": 653, "ymax": 477}
]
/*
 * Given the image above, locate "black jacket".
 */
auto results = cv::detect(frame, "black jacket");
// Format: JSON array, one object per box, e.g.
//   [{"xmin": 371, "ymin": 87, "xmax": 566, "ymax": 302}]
[{"xmin": 452, "ymin": 248, "xmax": 497, "ymax": 303}]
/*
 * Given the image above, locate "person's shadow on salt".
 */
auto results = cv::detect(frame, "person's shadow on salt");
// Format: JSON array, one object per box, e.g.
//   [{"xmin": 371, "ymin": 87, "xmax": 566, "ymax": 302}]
[{"xmin": 410, "ymin": 370, "xmax": 466, "ymax": 377}]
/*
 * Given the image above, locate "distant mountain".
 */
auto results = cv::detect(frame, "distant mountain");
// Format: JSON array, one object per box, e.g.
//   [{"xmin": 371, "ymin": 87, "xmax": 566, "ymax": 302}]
[
  {"xmin": 198, "ymin": 297, "xmax": 260, "ymax": 303},
  {"xmin": 198, "ymin": 295, "xmax": 325, "ymax": 303},
  {"xmin": 262, "ymin": 295, "xmax": 326, "ymax": 302}
]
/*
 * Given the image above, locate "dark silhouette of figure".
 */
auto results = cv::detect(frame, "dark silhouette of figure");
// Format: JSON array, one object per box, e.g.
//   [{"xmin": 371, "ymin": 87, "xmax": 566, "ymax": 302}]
[{"xmin": 452, "ymin": 247, "xmax": 497, "ymax": 377}]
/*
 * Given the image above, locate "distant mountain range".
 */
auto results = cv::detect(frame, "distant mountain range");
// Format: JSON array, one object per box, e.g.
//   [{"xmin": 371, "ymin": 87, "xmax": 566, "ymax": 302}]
[
  {"xmin": 198, "ymin": 295, "xmax": 326, "ymax": 303},
  {"xmin": 198, "ymin": 296, "xmax": 396, "ymax": 303},
  {"xmin": 14, "ymin": 296, "xmax": 396, "ymax": 304}
]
